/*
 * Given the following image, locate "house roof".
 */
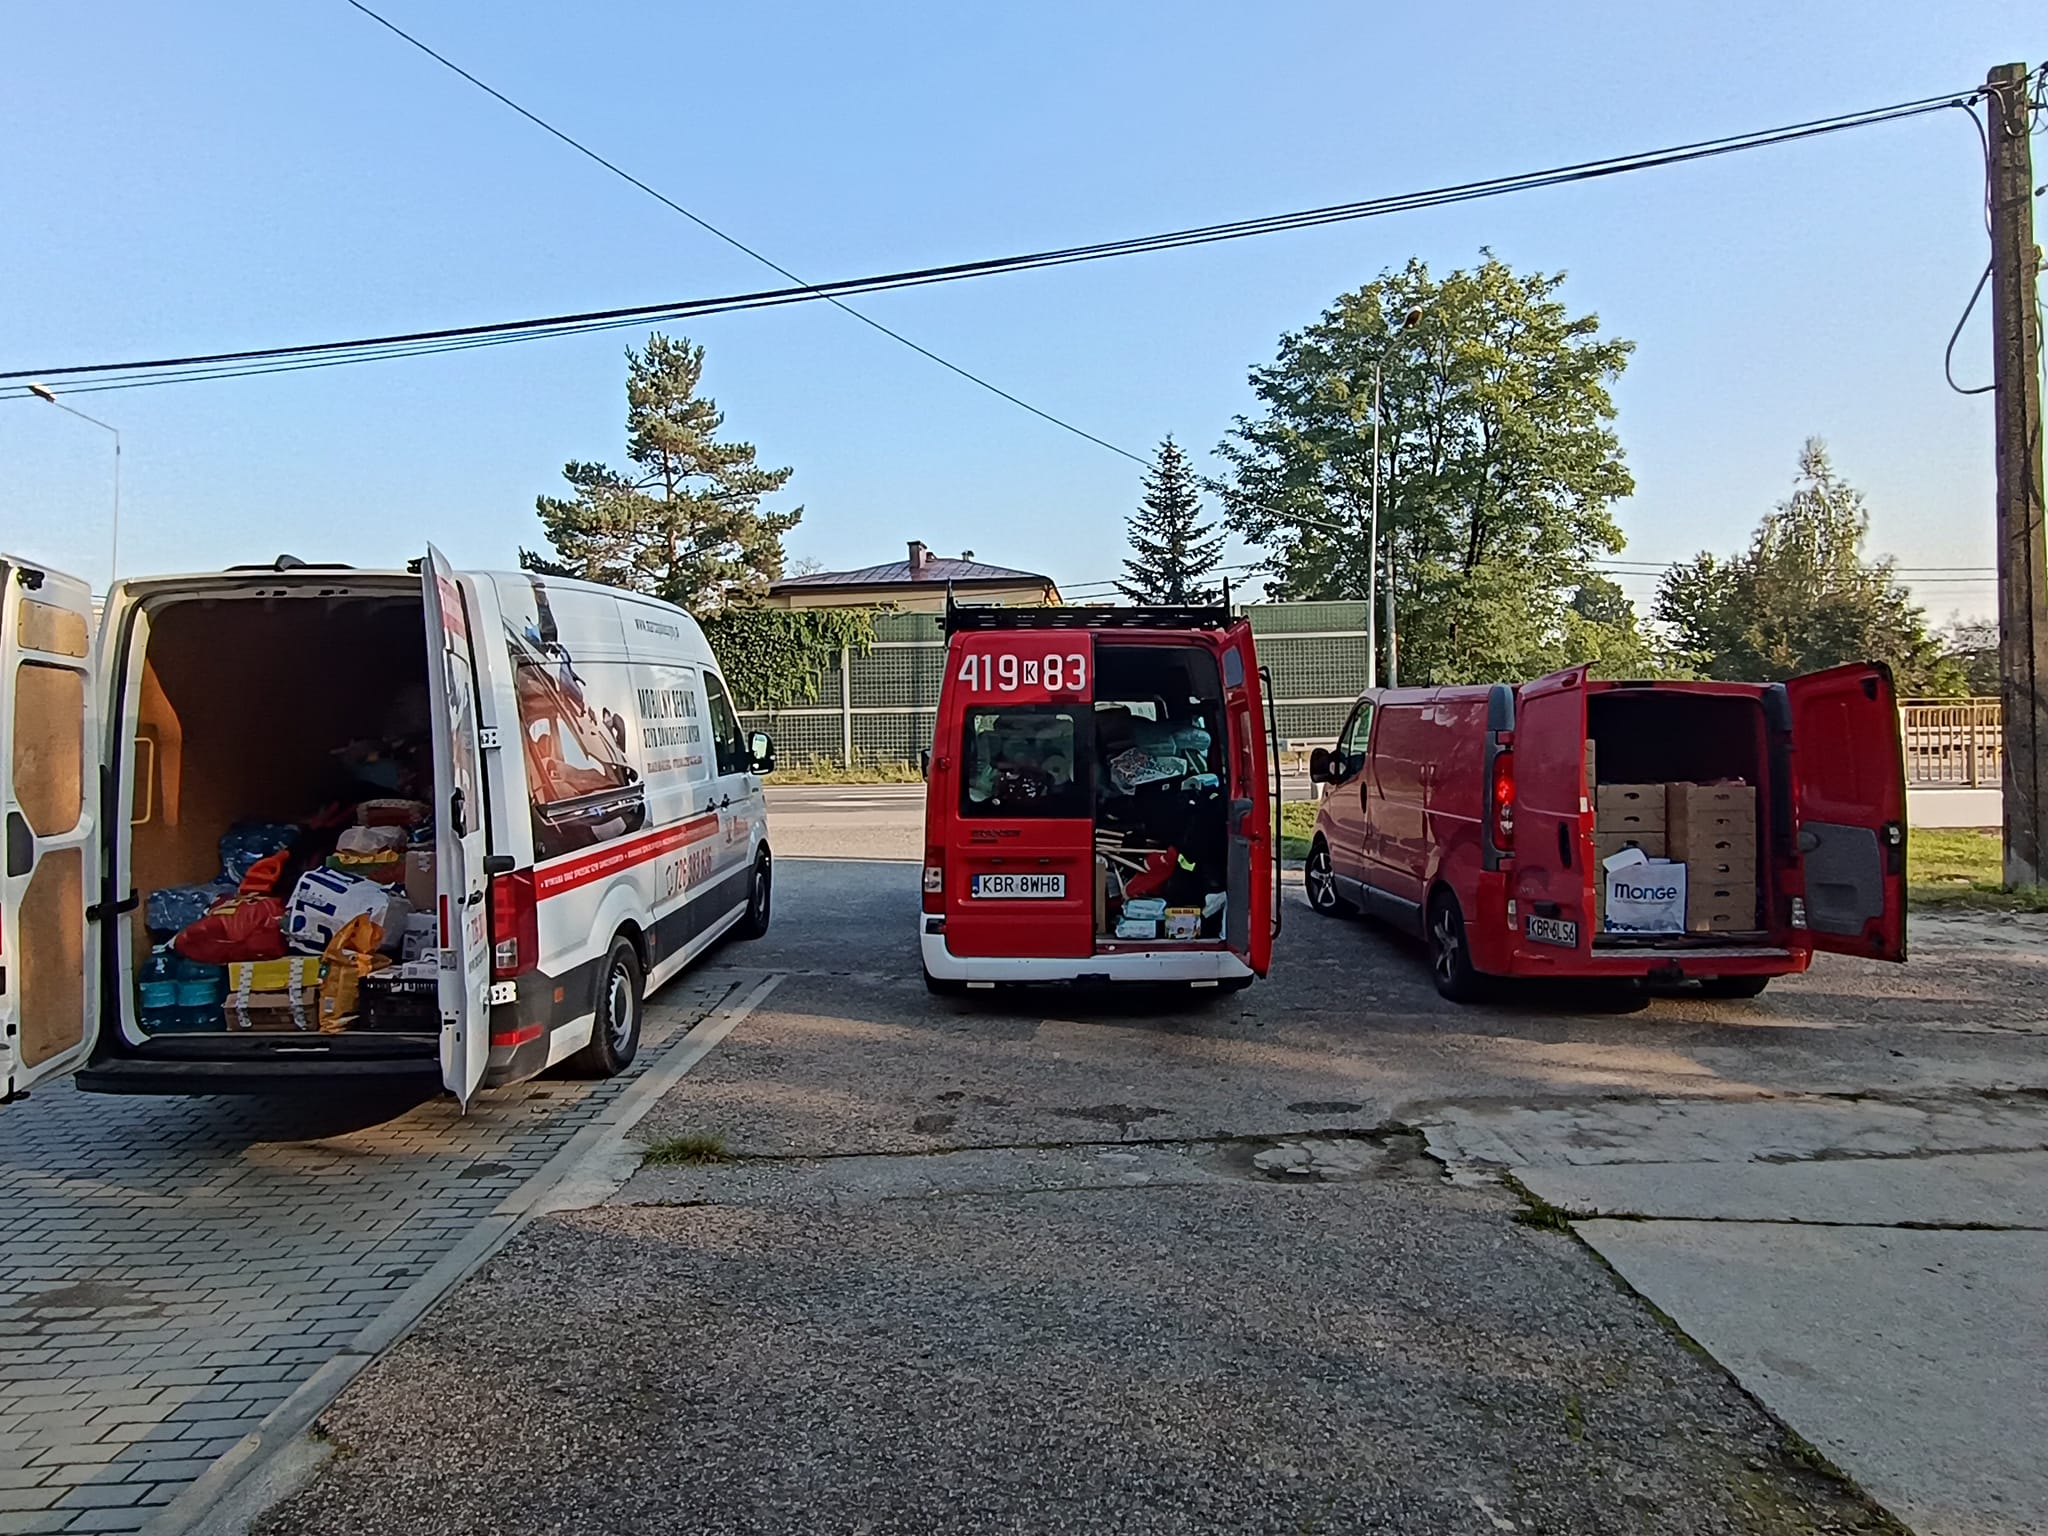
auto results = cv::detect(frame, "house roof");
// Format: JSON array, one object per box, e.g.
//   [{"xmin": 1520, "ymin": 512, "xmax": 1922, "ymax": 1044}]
[{"xmin": 770, "ymin": 557, "xmax": 1053, "ymax": 592}]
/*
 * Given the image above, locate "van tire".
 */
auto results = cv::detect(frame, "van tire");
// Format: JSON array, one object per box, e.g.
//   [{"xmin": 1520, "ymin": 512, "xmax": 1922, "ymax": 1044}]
[
  {"xmin": 571, "ymin": 936, "xmax": 643, "ymax": 1077},
  {"xmin": 1701, "ymin": 974, "xmax": 1770, "ymax": 1000},
  {"xmin": 736, "ymin": 851, "xmax": 773, "ymax": 940},
  {"xmin": 1427, "ymin": 891, "xmax": 1487, "ymax": 1004},
  {"xmin": 1304, "ymin": 838, "xmax": 1353, "ymax": 917}
]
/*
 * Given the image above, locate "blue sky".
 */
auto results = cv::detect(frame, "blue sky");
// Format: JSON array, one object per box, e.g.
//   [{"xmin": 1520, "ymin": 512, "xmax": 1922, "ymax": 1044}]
[{"xmin": 2, "ymin": 1, "xmax": 2035, "ymax": 623}]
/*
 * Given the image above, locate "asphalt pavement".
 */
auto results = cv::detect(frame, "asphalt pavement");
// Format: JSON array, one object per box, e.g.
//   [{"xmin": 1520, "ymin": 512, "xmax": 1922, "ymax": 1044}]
[{"xmin": 236, "ymin": 787, "xmax": 2048, "ymax": 1536}]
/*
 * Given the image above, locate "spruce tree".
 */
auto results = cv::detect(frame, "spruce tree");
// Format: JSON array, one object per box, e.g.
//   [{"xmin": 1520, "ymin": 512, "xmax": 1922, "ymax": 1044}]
[
  {"xmin": 1117, "ymin": 436, "xmax": 1224, "ymax": 605},
  {"xmin": 522, "ymin": 333, "xmax": 799, "ymax": 613}
]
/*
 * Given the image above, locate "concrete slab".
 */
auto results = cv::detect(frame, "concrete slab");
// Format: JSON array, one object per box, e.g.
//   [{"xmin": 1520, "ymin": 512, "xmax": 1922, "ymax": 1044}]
[
  {"xmin": 1907, "ymin": 787, "xmax": 2002, "ymax": 829},
  {"xmin": 1578, "ymin": 1219, "xmax": 2048, "ymax": 1536},
  {"xmin": 1521, "ymin": 1149, "xmax": 2048, "ymax": 1227}
]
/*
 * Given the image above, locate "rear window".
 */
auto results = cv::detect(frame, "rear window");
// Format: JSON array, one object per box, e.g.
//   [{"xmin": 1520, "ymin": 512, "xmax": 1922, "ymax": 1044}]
[{"xmin": 961, "ymin": 706, "xmax": 1089, "ymax": 818}]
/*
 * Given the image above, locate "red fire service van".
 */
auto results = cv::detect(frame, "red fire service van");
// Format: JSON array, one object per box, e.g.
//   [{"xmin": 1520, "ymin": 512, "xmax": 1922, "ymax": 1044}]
[
  {"xmin": 920, "ymin": 602, "xmax": 1280, "ymax": 993},
  {"xmin": 1302, "ymin": 662, "xmax": 1907, "ymax": 1001}
]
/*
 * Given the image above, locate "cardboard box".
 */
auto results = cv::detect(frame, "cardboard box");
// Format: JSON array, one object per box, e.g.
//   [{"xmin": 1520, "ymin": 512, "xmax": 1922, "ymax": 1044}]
[
  {"xmin": 1684, "ymin": 855, "xmax": 1755, "ymax": 884},
  {"xmin": 1595, "ymin": 784, "xmax": 1666, "ymax": 833},
  {"xmin": 1583, "ymin": 740, "xmax": 1598, "ymax": 807},
  {"xmin": 224, "ymin": 992, "xmax": 316, "ymax": 1032},
  {"xmin": 1687, "ymin": 874, "xmax": 1755, "ymax": 932},
  {"xmin": 1667, "ymin": 781, "xmax": 1756, "ymax": 822},
  {"xmin": 1687, "ymin": 904, "xmax": 1754, "ymax": 935},
  {"xmin": 1601, "ymin": 855, "xmax": 1686, "ymax": 933},
  {"xmin": 403, "ymin": 848, "xmax": 437, "ymax": 915}
]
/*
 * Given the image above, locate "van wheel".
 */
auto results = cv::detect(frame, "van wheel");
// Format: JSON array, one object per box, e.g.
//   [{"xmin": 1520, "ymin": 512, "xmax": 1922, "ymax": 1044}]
[
  {"xmin": 1428, "ymin": 892, "xmax": 1487, "ymax": 1004},
  {"xmin": 1304, "ymin": 838, "xmax": 1353, "ymax": 917},
  {"xmin": 571, "ymin": 936, "xmax": 643, "ymax": 1077},
  {"xmin": 736, "ymin": 851, "xmax": 773, "ymax": 940},
  {"xmin": 1701, "ymin": 975, "xmax": 1770, "ymax": 1000}
]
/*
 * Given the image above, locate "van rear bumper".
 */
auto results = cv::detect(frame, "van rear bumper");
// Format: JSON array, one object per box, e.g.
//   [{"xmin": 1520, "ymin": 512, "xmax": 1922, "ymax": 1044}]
[
  {"xmin": 921, "ymin": 931, "xmax": 1255, "ymax": 985},
  {"xmin": 76, "ymin": 1055, "xmax": 443, "ymax": 1097},
  {"xmin": 1502, "ymin": 942, "xmax": 1808, "ymax": 979}
]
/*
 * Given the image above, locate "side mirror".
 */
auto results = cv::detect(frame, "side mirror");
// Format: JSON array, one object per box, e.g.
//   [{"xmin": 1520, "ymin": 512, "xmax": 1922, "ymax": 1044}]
[
  {"xmin": 1308, "ymin": 748, "xmax": 1335, "ymax": 784},
  {"xmin": 919, "ymin": 748, "xmax": 933, "ymax": 780},
  {"xmin": 748, "ymin": 731, "xmax": 776, "ymax": 775}
]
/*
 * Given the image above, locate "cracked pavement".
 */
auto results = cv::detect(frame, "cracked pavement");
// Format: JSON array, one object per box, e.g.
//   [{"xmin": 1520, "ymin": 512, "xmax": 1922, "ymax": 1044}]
[{"xmin": 249, "ymin": 823, "xmax": 2048, "ymax": 1536}]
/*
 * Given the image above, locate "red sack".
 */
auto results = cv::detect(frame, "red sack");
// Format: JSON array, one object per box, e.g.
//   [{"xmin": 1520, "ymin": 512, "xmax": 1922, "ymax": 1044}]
[
  {"xmin": 173, "ymin": 895, "xmax": 288, "ymax": 965},
  {"xmin": 238, "ymin": 850, "xmax": 291, "ymax": 896}
]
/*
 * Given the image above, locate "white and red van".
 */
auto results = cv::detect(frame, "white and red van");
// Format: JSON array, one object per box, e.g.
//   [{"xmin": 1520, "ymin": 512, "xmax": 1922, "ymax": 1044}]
[
  {"xmin": 920, "ymin": 603, "xmax": 1279, "ymax": 993},
  {"xmin": 0, "ymin": 546, "xmax": 773, "ymax": 1111},
  {"xmin": 1303, "ymin": 663, "xmax": 1908, "ymax": 1000}
]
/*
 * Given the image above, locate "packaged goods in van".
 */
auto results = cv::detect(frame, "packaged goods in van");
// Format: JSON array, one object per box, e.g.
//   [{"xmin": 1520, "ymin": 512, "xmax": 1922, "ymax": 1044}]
[
  {"xmin": 359, "ymin": 962, "xmax": 440, "ymax": 1032},
  {"xmin": 1593, "ymin": 830, "xmax": 1667, "ymax": 863},
  {"xmin": 1687, "ymin": 880, "xmax": 1753, "ymax": 932},
  {"xmin": 148, "ymin": 880, "xmax": 238, "ymax": 936},
  {"xmin": 1601, "ymin": 849, "xmax": 1687, "ymax": 933},
  {"xmin": 1120, "ymin": 897, "xmax": 1169, "ymax": 923},
  {"xmin": 173, "ymin": 895, "xmax": 289, "ymax": 965},
  {"xmin": 219, "ymin": 822, "xmax": 301, "ymax": 883},
  {"xmin": 139, "ymin": 948, "xmax": 227, "ymax": 1033},
  {"xmin": 1114, "ymin": 916, "xmax": 1160, "ymax": 940},
  {"xmin": 1163, "ymin": 908, "xmax": 1202, "ymax": 941},
  {"xmin": 318, "ymin": 913, "xmax": 392, "ymax": 1032},
  {"xmin": 224, "ymin": 955, "xmax": 324, "ymax": 994},
  {"xmin": 1108, "ymin": 746, "xmax": 1190, "ymax": 793},
  {"xmin": 1667, "ymin": 781, "xmax": 1757, "ymax": 863},
  {"xmin": 285, "ymin": 867, "xmax": 405, "ymax": 954},
  {"xmin": 356, "ymin": 798, "xmax": 429, "ymax": 828},
  {"xmin": 399, "ymin": 911, "xmax": 438, "ymax": 963},
  {"xmin": 226, "ymin": 992, "xmax": 317, "ymax": 1032}
]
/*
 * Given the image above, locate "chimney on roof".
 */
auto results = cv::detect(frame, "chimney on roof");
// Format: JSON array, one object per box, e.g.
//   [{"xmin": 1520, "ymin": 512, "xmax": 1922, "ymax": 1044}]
[{"xmin": 908, "ymin": 539, "xmax": 931, "ymax": 576}]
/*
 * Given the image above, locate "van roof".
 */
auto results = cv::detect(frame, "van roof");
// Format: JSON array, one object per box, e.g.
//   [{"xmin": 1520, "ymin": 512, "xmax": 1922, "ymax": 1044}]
[{"xmin": 945, "ymin": 602, "xmax": 1234, "ymax": 635}]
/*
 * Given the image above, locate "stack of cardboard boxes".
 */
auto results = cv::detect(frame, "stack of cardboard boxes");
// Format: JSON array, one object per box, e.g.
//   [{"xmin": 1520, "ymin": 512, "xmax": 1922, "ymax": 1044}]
[
  {"xmin": 1588, "ymin": 745, "xmax": 1759, "ymax": 934},
  {"xmin": 1667, "ymin": 782, "xmax": 1757, "ymax": 933}
]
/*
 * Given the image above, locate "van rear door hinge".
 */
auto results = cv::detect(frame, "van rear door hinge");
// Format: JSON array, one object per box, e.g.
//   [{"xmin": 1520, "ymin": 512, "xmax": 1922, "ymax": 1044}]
[{"xmin": 86, "ymin": 891, "xmax": 141, "ymax": 923}]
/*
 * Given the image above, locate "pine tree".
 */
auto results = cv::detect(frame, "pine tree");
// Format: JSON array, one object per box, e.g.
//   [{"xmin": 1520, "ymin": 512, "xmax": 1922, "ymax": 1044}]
[
  {"xmin": 1118, "ymin": 436, "xmax": 1224, "ymax": 605},
  {"xmin": 521, "ymin": 334, "xmax": 800, "ymax": 613}
]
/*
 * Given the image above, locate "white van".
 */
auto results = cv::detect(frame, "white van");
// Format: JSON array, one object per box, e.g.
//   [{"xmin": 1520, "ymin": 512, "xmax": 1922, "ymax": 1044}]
[{"xmin": 0, "ymin": 545, "xmax": 774, "ymax": 1110}]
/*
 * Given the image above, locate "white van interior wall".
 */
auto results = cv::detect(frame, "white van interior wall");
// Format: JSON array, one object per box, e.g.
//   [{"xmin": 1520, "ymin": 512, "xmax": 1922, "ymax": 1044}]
[{"xmin": 129, "ymin": 596, "xmax": 429, "ymax": 958}]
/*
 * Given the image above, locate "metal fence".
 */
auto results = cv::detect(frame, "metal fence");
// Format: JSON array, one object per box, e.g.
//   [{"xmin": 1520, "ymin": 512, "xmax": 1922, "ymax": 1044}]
[
  {"xmin": 1900, "ymin": 698, "xmax": 2002, "ymax": 787},
  {"xmin": 738, "ymin": 603, "xmax": 1371, "ymax": 767}
]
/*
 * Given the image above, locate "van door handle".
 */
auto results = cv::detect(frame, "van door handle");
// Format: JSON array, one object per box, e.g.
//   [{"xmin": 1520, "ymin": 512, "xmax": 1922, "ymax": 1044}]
[{"xmin": 463, "ymin": 890, "xmax": 484, "ymax": 907}]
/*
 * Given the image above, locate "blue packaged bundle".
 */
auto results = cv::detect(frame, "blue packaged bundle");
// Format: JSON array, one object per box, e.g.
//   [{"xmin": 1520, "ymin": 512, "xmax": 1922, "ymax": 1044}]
[
  {"xmin": 146, "ymin": 879, "xmax": 237, "ymax": 935},
  {"xmin": 219, "ymin": 822, "xmax": 300, "ymax": 883}
]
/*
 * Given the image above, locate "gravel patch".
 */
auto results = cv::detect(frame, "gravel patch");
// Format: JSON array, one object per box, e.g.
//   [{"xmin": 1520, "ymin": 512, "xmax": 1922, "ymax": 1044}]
[{"xmin": 258, "ymin": 1170, "xmax": 1892, "ymax": 1535}]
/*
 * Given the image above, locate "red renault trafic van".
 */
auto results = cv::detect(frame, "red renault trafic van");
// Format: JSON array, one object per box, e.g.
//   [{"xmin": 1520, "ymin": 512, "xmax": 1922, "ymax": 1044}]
[
  {"xmin": 1303, "ymin": 663, "xmax": 1907, "ymax": 1000},
  {"xmin": 920, "ymin": 603, "xmax": 1279, "ymax": 993}
]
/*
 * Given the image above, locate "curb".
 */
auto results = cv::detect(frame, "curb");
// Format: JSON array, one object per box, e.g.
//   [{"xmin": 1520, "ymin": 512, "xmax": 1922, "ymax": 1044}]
[{"xmin": 147, "ymin": 971, "xmax": 784, "ymax": 1536}]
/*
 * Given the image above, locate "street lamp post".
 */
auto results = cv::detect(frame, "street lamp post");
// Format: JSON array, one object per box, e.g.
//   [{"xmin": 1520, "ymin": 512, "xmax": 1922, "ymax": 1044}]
[
  {"xmin": 28, "ymin": 382, "xmax": 122, "ymax": 585},
  {"xmin": 1366, "ymin": 307, "xmax": 1422, "ymax": 690}
]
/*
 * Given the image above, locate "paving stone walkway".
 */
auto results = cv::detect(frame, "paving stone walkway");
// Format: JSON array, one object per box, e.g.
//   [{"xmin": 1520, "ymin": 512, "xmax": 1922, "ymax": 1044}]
[{"xmin": 0, "ymin": 976, "xmax": 731, "ymax": 1534}]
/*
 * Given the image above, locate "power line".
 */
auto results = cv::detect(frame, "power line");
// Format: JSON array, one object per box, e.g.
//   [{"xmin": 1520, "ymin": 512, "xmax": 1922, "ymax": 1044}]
[
  {"xmin": 337, "ymin": 0, "xmax": 1147, "ymax": 465},
  {"xmin": 3, "ymin": 80, "xmax": 1979, "ymax": 397}
]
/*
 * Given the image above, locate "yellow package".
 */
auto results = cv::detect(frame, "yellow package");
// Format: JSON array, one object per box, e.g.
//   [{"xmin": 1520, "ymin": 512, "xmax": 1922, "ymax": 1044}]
[{"xmin": 318, "ymin": 913, "xmax": 391, "ymax": 1032}]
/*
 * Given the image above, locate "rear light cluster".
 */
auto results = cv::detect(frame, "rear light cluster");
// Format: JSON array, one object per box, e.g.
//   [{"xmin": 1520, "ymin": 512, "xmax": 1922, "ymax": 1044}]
[
  {"xmin": 490, "ymin": 869, "xmax": 538, "ymax": 980},
  {"xmin": 1491, "ymin": 751, "xmax": 1516, "ymax": 851}
]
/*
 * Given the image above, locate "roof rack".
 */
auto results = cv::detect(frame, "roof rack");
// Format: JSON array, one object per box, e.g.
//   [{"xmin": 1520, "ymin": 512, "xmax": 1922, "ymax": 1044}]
[{"xmin": 944, "ymin": 596, "xmax": 1234, "ymax": 635}]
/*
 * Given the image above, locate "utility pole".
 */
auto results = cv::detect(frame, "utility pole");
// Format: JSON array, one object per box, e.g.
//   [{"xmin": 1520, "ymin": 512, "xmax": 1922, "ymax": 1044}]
[{"xmin": 1987, "ymin": 62, "xmax": 2046, "ymax": 887}]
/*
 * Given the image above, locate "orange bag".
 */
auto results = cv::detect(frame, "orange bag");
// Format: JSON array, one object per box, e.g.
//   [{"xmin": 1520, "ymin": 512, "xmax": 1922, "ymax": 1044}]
[
  {"xmin": 238, "ymin": 850, "xmax": 291, "ymax": 896},
  {"xmin": 317, "ymin": 913, "xmax": 391, "ymax": 1032}
]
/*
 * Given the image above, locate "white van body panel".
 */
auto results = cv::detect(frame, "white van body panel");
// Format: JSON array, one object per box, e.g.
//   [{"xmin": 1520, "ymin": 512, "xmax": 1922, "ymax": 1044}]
[{"xmin": 0, "ymin": 557, "xmax": 768, "ymax": 1110}]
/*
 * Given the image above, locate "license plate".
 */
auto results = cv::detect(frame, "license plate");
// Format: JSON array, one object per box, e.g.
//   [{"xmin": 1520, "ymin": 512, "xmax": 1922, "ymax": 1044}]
[
  {"xmin": 1525, "ymin": 914, "xmax": 1579, "ymax": 948},
  {"xmin": 971, "ymin": 873, "xmax": 1066, "ymax": 899}
]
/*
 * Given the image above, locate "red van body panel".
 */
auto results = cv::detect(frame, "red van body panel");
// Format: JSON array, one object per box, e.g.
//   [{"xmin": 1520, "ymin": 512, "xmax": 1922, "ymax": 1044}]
[{"xmin": 1311, "ymin": 662, "xmax": 1909, "ymax": 990}]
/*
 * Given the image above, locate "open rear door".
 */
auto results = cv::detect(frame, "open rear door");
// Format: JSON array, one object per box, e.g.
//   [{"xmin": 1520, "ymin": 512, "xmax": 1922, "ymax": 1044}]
[
  {"xmin": 1786, "ymin": 662, "xmax": 1907, "ymax": 961},
  {"xmin": 422, "ymin": 546, "xmax": 493, "ymax": 1106},
  {"xmin": 0, "ymin": 558, "xmax": 100, "ymax": 1104},
  {"xmin": 1220, "ymin": 621, "xmax": 1274, "ymax": 976}
]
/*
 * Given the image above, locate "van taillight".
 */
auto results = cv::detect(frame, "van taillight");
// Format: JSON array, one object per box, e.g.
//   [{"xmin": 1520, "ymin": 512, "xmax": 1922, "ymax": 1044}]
[
  {"xmin": 490, "ymin": 870, "xmax": 538, "ymax": 980},
  {"xmin": 1491, "ymin": 751, "xmax": 1516, "ymax": 851},
  {"xmin": 923, "ymin": 854, "xmax": 944, "ymax": 913}
]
